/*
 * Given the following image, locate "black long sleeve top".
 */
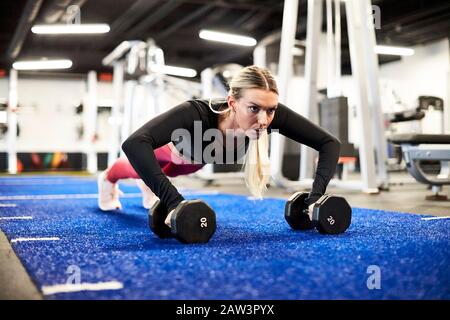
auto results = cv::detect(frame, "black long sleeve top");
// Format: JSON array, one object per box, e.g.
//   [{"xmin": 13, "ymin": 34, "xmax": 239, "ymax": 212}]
[{"xmin": 122, "ymin": 99, "xmax": 341, "ymax": 212}]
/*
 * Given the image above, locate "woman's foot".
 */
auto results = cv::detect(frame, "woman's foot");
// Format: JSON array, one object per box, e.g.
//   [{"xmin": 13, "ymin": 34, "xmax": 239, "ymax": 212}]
[
  {"xmin": 136, "ymin": 179, "xmax": 159, "ymax": 209},
  {"xmin": 97, "ymin": 170, "xmax": 122, "ymax": 211}
]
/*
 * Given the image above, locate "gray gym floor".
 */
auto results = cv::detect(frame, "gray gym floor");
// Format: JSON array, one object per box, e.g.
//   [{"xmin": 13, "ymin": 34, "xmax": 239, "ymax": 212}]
[{"xmin": 1, "ymin": 172, "xmax": 448, "ymax": 300}]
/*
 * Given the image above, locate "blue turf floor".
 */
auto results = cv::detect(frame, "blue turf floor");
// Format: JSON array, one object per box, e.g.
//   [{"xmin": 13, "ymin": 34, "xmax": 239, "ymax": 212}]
[{"xmin": 0, "ymin": 175, "xmax": 449, "ymax": 299}]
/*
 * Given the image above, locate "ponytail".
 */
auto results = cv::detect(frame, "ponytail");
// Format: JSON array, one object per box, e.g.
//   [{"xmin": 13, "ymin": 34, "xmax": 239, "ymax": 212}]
[{"xmin": 243, "ymin": 130, "xmax": 271, "ymax": 199}]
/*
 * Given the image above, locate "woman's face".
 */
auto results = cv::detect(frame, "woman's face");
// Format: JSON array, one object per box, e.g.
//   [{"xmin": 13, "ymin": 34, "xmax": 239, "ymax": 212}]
[{"xmin": 228, "ymin": 88, "xmax": 278, "ymax": 139}]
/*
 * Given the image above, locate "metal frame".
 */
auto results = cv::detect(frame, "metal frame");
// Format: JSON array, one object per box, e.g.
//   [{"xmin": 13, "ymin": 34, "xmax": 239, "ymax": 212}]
[
  {"xmin": 103, "ymin": 39, "xmax": 200, "ymax": 171},
  {"xmin": 401, "ymin": 144, "xmax": 450, "ymax": 186},
  {"xmin": 103, "ymin": 40, "xmax": 164, "ymax": 162},
  {"xmin": 342, "ymin": 0, "xmax": 379, "ymax": 193},
  {"xmin": 261, "ymin": 0, "xmax": 387, "ymax": 193}
]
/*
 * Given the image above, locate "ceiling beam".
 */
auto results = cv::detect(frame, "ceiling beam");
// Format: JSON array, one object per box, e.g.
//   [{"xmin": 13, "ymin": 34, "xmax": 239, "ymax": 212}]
[
  {"xmin": 154, "ymin": 4, "xmax": 215, "ymax": 41},
  {"xmin": 87, "ymin": 0, "xmax": 160, "ymax": 51},
  {"xmin": 232, "ymin": 10, "xmax": 256, "ymax": 27},
  {"xmin": 379, "ymin": 2, "xmax": 450, "ymax": 30},
  {"xmin": 241, "ymin": 10, "xmax": 274, "ymax": 31},
  {"xmin": 184, "ymin": 0, "xmax": 281, "ymax": 11},
  {"xmin": 6, "ymin": 0, "xmax": 44, "ymax": 60},
  {"xmin": 124, "ymin": 1, "xmax": 185, "ymax": 39},
  {"xmin": 108, "ymin": 0, "xmax": 160, "ymax": 36}
]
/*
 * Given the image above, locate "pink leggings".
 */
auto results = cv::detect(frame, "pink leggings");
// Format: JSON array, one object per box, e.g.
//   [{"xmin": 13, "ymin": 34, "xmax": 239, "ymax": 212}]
[{"xmin": 107, "ymin": 144, "xmax": 204, "ymax": 183}]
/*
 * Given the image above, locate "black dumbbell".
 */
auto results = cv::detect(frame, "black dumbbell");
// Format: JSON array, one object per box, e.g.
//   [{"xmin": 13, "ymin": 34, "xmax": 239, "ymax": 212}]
[
  {"xmin": 149, "ymin": 199, "xmax": 173, "ymax": 239},
  {"xmin": 285, "ymin": 192, "xmax": 352, "ymax": 234},
  {"xmin": 149, "ymin": 199, "xmax": 216, "ymax": 244}
]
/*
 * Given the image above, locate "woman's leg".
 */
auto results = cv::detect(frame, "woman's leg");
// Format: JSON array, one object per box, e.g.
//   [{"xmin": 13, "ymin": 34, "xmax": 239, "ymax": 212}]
[
  {"xmin": 163, "ymin": 162, "xmax": 205, "ymax": 177},
  {"xmin": 105, "ymin": 145, "xmax": 175, "ymax": 183},
  {"xmin": 100, "ymin": 146, "xmax": 171, "ymax": 210},
  {"xmin": 99, "ymin": 144, "xmax": 204, "ymax": 210},
  {"xmin": 106, "ymin": 157, "xmax": 141, "ymax": 183}
]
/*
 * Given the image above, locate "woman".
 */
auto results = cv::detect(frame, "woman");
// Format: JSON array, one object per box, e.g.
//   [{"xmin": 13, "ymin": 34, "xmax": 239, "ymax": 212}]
[{"xmin": 98, "ymin": 65, "xmax": 340, "ymax": 223}]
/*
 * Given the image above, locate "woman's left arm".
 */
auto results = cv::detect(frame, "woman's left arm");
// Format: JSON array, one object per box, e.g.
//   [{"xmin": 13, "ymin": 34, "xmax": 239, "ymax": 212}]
[{"xmin": 268, "ymin": 103, "xmax": 341, "ymax": 204}]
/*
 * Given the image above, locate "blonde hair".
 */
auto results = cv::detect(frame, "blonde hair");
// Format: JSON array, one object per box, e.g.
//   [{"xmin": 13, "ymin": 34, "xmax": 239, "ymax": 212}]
[{"xmin": 228, "ymin": 65, "xmax": 278, "ymax": 199}]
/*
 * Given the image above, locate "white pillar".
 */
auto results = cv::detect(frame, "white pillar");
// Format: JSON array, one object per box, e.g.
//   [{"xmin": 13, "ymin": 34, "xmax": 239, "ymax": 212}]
[
  {"xmin": 131, "ymin": 83, "xmax": 144, "ymax": 132},
  {"xmin": 326, "ymin": 0, "xmax": 336, "ymax": 97},
  {"xmin": 156, "ymin": 47, "xmax": 166, "ymax": 116},
  {"xmin": 334, "ymin": 0, "xmax": 342, "ymax": 96},
  {"xmin": 84, "ymin": 71, "xmax": 98, "ymax": 173},
  {"xmin": 345, "ymin": 0, "xmax": 378, "ymax": 193},
  {"xmin": 360, "ymin": 0, "xmax": 389, "ymax": 187},
  {"xmin": 446, "ymin": 70, "xmax": 450, "ymax": 133},
  {"xmin": 108, "ymin": 61, "xmax": 124, "ymax": 166},
  {"xmin": 270, "ymin": 0, "xmax": 299, "ymax": 187},
  {"xmin": 120, "ymin": 80, "xmax": 136, "ymax": 157},
  {"xmin": 300, "ymin": 0, "xmax": 323, "ymax": 181},
  {"xmin": 253, "ymin": 45, "xmax": 266, "ymax": 68},
  {"xmin": 7, "ymin": 69, "xmax": 18, "ymax": 174},
  {"xmin": 200, "ymin": 68, "xmax": 215, "ymax": 176}
]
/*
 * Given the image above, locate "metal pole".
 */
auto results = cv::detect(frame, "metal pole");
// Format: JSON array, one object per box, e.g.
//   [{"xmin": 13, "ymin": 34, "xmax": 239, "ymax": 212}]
[
  {"xmin": 345, "ymin": 0, "xmax": 378, "ymax": 193},
  {"xmin": 7, "ymin": 69, "xmax": 18, "ymax": 174},
  {"xmin": 334, "ymin": 0, "xmax": 342, "ymax": 96},
  {"xmin": 326, "ymin": 0, "xmax": 336, "ymax": 97},
  {"xmin": 361, "ymin": 0, "xmax": 389, "ymax": 188},
  {"xmin": 270, "ymin": 0, "xmax": 299, "ymax": 187},
  {"xmin": 300, "ymin": 0, "xmax": 323, "ymax": 182},
  {"xmin": 120, "ymin": 80, "xmax": 136, "ymax": 157},
  {"xmin": 199, "ymin": 68, "xmax": 215, "ymax": 176},
  {"xmin": 85, "ymin": 71, "xmax": 98, "ymax": 173},
  {"xmin": 108, "ymin": 61, "xmax": 124, "ymax": 166},
  {"xmin": 253, "ymin": 45, "xmax": 266, "ymax": 67},
  {"xmin": 150, "ymin": 41, "xmax": 166, "ymax": 115}
]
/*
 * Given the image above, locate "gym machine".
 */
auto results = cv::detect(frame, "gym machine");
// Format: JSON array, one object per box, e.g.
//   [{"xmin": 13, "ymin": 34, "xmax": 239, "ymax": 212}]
[{"xmin": 254, "ymin": 0, "xmax": 389, "ymax": 194}]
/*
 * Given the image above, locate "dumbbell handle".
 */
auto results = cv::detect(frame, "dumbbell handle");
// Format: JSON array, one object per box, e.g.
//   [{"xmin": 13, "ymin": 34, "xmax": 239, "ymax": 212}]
[
  {"xmin": 303, "ymin": 203, "xmax": 316, "ymax": 221},
  {"xmin": 164, "ymin": 209, "xmax": 176, "ymax": 228}
]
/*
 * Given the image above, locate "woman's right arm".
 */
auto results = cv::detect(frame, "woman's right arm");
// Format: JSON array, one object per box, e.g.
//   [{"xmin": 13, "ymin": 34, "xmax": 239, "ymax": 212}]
[{"xmin": 121, "ymin": 101, "xmax": 197, "ymax": 212}]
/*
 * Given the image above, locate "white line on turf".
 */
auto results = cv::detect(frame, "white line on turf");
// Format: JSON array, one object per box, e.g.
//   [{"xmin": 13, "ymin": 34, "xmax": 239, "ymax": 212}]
[
  {"xmin": 0, "ymin": 216, "xmax": 32, "ymax": 220},
  {"xmin": 0, "ymin": 203, "xmax": 17, "ymax": 207},
  {"xmin": 421, "ymin": 216, "xmax": 450, "ymax": 221},
  {"xmin": 0, "ymin": 180, "xmax": 80, "ymax": 186},
  {"xmin": 11, "ymin": 237, "xmax": 60, "ymax": 243},
  {"xmin": 0, "ymin": 191, "xmax": 219, "ymax": 201},
  {"xmin": 41, "ymin": 281, "xmax": 124, "ymax": 295},
  {"xmin": 0, "ymin": 193, "xmax": 141, "ymax": 200}
]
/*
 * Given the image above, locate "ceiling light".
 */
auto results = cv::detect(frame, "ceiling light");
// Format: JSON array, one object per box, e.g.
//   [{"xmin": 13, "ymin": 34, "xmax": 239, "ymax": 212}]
[
  {"xmin": 12, "ymin": 59, "xmax": 73, "ymax": 70},
  {"xmin": 148, "ymin": 65, "xmax": 197, "ymax": 78},
  {"xmin": 199, "ymin": 30, "xmax": 257, "ymax": 46},
  {"xmin": 375, "ymin": 45, "xmax": 414, "ymax": 56},
  {"xmin": 31, "ymin": 24, "xmax": 110, "ymax": 34}
]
